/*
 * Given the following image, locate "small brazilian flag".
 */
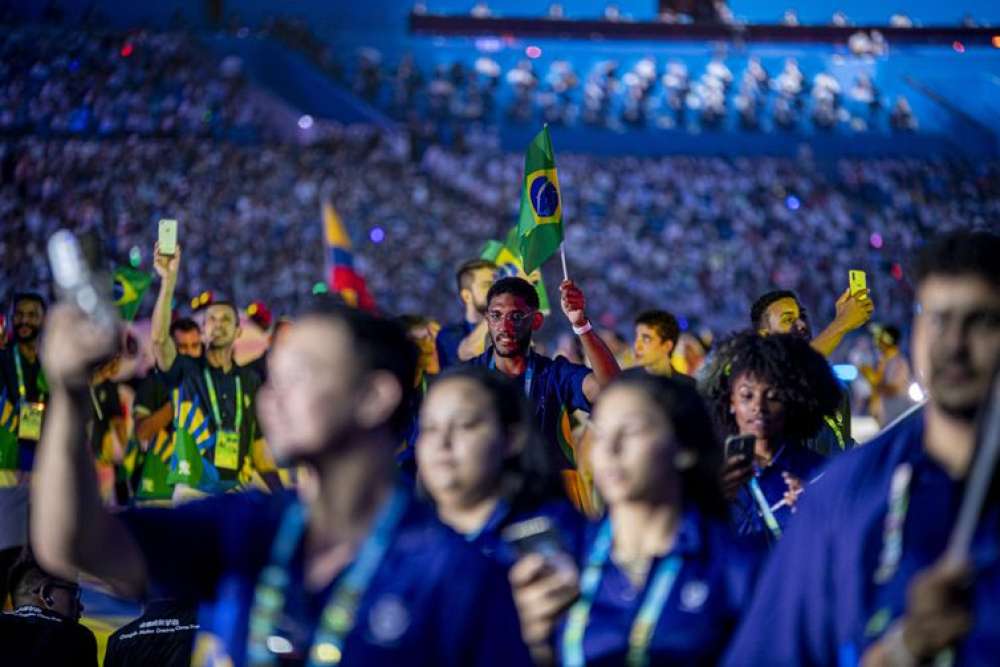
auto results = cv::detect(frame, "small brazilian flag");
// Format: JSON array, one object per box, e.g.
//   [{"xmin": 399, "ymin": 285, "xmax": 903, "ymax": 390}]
[
  {"xmin": 113, "ymin": 266, "xmax": 153, "ymax": 321},
  {"xmin": 480, "ymin": 228, "xmax": 551, "ymax": 315},
  {"xmin": 516, "ymin": 126, "xmax": 563, "ymax": 274}
]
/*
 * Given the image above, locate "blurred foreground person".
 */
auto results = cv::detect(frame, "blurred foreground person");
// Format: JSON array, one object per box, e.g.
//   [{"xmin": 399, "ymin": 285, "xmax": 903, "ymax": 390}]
[
  {"xmin": 726, "ymin": 231, "xmax": 1000, "ymax": 665},
  {"xmin": 511, "ymin": 374, "xmax": 761, "ymax": 665},
  {"xmin": 31, "ymin": 297, "xmax": 532, "ymax": 666},
  {"xmin": 0, "ymin": 547, "xmax": 96, "ymax": 667},
  {"xmin": 417, "ymin": 366, "xmax": 584, "ymax": 567}
]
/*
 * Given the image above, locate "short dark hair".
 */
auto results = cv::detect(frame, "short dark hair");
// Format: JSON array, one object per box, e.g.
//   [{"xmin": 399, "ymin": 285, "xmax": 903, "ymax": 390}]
[
  {"xmin": 7, "ymin": 547, "xmax": 72, "ymax": 602},
  {"xmin": 455, "ymin": 259, "xmax": 497, "ymax": 294},
  {"xmin": 169, "ymin": 317, "xmax": 200, "ymax": 338},
  {"xmin": 607, "ymin": 371, "xmax": 727, "ymax": 517},
  {"xmin": 303, "ymin": 296, "xmax": 418, "ymax": 435},
  {"xmin": 913, "ymin": 230, "xmax": 1000, "ymax": 289},
  {"xmin": 205, "ymin": 300, "xmax": 240, "ymax": 322},
  {"xmin": 635, "ymin": 310, "xmax": 680, "ymax": 347},
  {"xmin": 701, "ymin": 331, "xmax": 842, "ymax": 443},
  {"xmin": 486, "ymin": 277, "xmax": 539, "ymax": 310},
  {"xmin": 750, "ymin": 290, "xmax": 799, "ymax": 330},
  {"xmin": 12, "ymin": 292, "xmax": 47, "ymax": 314},
  {"xmin": 428, "ymin": 367, "xmax": 566, "ymax": 512},
  {"xmin": 878, "ymin": 324, "xmax": 902, "ymax": 346}
]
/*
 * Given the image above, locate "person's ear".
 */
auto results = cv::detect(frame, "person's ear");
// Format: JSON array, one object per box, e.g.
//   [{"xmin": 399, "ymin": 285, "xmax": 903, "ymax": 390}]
[
  {"xmin": 355, "ymin": 371, "xmax": 403, "ymax": 430},
  {"xmin": 530, "ymin": 312, "xmax": 544, "ymax": 332},
  {"xmin": 234, "ymin": 325, "xmax": 242, "ymax": 340},
  {"xmin": 459, "ymin": 288, "xmax": 473, "ymax": 307},
  {"xmin": 665, "ymin": 340, "xmax": 675, "ymax": 357}
]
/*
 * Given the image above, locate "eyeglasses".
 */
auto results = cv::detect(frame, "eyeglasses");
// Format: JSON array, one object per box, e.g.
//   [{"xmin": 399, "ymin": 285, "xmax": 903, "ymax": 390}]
[
  {"xmin": 39, "ymin": 582, "xmax": 82, "ymax": 603},
  {"xmin": 486, "ymin": 310, "xmax": 536, "ymax": 325}
]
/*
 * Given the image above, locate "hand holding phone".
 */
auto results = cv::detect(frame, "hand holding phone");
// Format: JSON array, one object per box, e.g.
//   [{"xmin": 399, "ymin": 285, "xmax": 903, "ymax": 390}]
[
  {"xmin": 502, "ymin": 517, "xmax": 565, "ymax": 559},
  {"xmin": 721, "ymin": 434, "xmax": 756, "ymax": 500},
  {"xmin": 158, "ymin": 219, "xmax": 178, "ymax": 256}
]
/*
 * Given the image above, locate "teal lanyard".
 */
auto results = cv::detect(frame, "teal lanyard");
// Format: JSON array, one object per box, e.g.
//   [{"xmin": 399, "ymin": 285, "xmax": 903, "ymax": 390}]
[
  {"xmin": 562, "ymin": 519, "xmax": 684, "ymax": 667},
  {"xmin": 202, "ymin": 368, "xmax": 242, "ymax": 433},
  {"xmin": 873, "ymin": 462, "xmax": 912, "ymax": 583},
  {"xmin": 488, "ymin": 350, "xmax": 534, "ymax": 398},
  {"xmin": 247, "ymin": 486, "xmax": 410, "ymax": 666},
  {"xmin": 13, "ymin": 347, "xmax": 28, "ymax": 402},
  {"xmin": 748, "ymin": 478, "xmax": 783, "ymax": 541}
]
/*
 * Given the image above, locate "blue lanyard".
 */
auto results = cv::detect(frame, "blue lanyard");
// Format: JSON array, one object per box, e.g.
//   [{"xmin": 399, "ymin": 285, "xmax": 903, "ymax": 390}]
[
  {"xmin": 747, "ymin": 445, "xmax": 787, "ymax": 541},
  {"xmin": 488, "ymin": 350, "xmax": 534, "ymax": 398},
  {"xmin": 247, "ymin": 486, "xmax": 409, "ymax": 666},
  {"xmin": 561, "ymin": 519, "xmax": 684, "ymax": 667}
]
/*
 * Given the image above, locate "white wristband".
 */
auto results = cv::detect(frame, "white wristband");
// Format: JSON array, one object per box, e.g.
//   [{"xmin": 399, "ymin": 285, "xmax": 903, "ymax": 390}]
[{"xmin": 572, "ymin": 320, "xmax": 593, "ymax": 336}]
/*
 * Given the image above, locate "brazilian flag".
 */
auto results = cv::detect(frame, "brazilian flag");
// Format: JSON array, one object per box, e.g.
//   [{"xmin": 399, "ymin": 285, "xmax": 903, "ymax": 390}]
[
  {"xmin": 480, "ymin": 228, "xmax": 551, "ymax": 315},
  {"xmin": 113, "ymin": 266, "xmax": 153, "ymax": 321},
  {"xmin": 516, "ymin": 126, "xmax": 563, "ymax": 274}
]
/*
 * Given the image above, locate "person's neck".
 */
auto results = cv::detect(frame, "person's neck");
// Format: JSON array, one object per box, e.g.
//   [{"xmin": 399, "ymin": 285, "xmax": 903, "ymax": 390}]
[
  {"xmin": 753, "ymin": 438, "xmax": 777, "ymax": 467},
  {"xmin": 647, "ymin": 357, "xmax": 673, "ymax": 376},
  {"xmin": 436, "ymin": 491, "xmax": 502, "ymax": 535},
  {"xmin": 464, "ymin": 305, "xmax": 484, "ymax": 326},
  {"xmin": 302, "ymin": 432, "xmax": 397, "ymax": 560},
  {"xmin": 609, "ymin": 496, "xmax": 682, "ymax": 561},
  {"xmin": 924, "ymin": 402, "xmax": 976, "ymax": 479},
  {"xmin": 16, "ymin": 340, "xmax": 37, "ymax": 363},
  {"xmin": 493, "ymin": 349, "xmax": 529, "ymax": 377},
  {"xmin": 206, "ymin": 346, "xmax": 234, "ymax": 372}
]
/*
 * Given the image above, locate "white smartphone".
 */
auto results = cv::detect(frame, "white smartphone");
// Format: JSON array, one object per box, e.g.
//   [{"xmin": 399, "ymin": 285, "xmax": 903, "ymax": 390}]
[{"xmin": 158, "ymin": 219, "xmax": 178, "ymax": 256}]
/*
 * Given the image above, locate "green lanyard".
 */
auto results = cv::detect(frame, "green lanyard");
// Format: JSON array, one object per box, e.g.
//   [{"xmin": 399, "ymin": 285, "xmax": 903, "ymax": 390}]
[
  {"xmin": 247, "ymin": 486, "xmax": 410, "ymax": 666},
  {"xmin": 823, "ymin": 414, "xmax": 847, "ymax": 450},
  {"xmin": 202, "ymin": 368, "xmax": 242, "ymax": 433},
  {"xmin": 562, "ymin": 519, "xmax": 684, "ymax": 667},
  {"xmin": 13, "ymin": 347, "xmax": 29, "ymax": 402}
]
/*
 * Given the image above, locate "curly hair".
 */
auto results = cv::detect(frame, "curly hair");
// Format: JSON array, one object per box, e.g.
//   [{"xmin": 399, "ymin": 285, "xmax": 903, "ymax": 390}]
[
  {"xmin": 700, "ymin": 331, "xmax": 842, "ymax": 443},
  {"xmin": 608, "ymin": 371, "xmax": 728, "ymax": 518}
]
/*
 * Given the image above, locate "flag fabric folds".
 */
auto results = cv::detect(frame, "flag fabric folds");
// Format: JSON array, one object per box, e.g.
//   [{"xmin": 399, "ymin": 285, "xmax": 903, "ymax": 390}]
[
  {"xmin": 113, "ymin": 266, "xmax": 153, "ymax": 322},
  {"xmin": 516, "ymin": 126, "xmax": 564, "ymax": 274},
  {"xmin": 322, "ymin": 200, "xmax": 376, "ymax": 311},
  {"xmin": 480, "ymin": 228, "xmax": 551, "ymax": 315}
]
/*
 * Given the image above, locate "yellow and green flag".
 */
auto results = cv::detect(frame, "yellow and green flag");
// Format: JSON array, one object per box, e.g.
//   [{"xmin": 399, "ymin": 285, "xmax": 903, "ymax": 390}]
[
  {"xmin": 113, "ymin": 266, "xmax": 153, "ymax": 321},
  {"xmin": 516, "ymin": 126, "xmax": 563, "ymax": 274},
  {"xmin": 480, "ymin": 227, "xmax": 551, "ymax": 315}
]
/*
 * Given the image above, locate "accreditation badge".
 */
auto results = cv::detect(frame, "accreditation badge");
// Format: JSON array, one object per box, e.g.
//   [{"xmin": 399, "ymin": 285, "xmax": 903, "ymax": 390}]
[
  {"xmin": 214, "ymin": 431, "xmax": 240, "ymax": 471},
  {"xmin": 17, "ymin": 402, "xmax": 45, "ymax": 441}
]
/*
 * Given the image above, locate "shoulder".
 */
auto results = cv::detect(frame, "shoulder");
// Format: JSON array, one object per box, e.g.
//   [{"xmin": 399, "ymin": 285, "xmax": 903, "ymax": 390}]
[
  {"xmin": 799, "ymin": 407, "xmax": 925, "ymax": 515},
  {"xmin": 465, "ymin": 349, "xmax": 491, "ymax": 368},
  {"xmin": 540, "ymin": 353, "xmax": 590, "ymax": 379},
  {"xmin": 438, "ymin": 322, "xmax": 468, "ymax": 341}
]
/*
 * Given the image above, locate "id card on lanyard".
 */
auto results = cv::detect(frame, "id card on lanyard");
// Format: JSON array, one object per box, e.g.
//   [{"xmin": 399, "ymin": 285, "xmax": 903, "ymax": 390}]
[
  {"xmin": 14, "ymin": 348, "xmax": 44, "ymax": 441},
  {"xmin": 203, "ymin": 368, "xmax": 242, "ymax": 471}
]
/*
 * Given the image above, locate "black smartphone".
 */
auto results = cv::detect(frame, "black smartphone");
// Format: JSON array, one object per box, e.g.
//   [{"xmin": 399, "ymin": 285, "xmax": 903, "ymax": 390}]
[
  {"xmin": 502, "ymin": 517, "xmax": 565, "ymax": 559},
  {"xmin": 725, "ymin": 434, "xmax": 756, "ymax": 462}
]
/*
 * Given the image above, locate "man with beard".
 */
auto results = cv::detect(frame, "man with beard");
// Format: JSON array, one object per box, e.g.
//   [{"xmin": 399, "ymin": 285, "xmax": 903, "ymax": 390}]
[
  {"xmin": 149, "ymin": 244, "xmax": 280, "ymax": 498},
  {"xmin": 726, "ymin": 231, "xmax": 1000, "ymax": 666},
  {"xmin": 749, "ymin": 287, "xmax": 873, "ymax": 455},
  {"xmin": 0, "ymin": 292, "xmax": 47, "ymax": 606},
  {"xmin": 436, "ymin": 259, "xmax": 496, "ymax": 369},
  {"xmin": 468, "ymin": 277, "xmax": 620, "ymax": 467}
]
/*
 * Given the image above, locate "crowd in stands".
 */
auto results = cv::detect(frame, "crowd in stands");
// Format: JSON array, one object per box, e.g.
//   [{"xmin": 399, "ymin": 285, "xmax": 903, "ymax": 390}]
[
  {"xmin": 0, "ymin": 25, "xmax": 269, "ymax": 141},
  {"xmin": 3, "ymin": 129, "xmax": 998, "ymax": 341}
]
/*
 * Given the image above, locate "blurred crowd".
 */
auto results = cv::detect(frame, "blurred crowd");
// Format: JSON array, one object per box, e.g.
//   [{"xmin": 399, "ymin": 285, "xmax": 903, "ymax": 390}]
[
  {"xmin": 0, "ymin": 26, "xmax": 268, "ymax": 141},
  {"xmin": 3, "ymin": 129, "xmax": 998, "ymax": 344}
]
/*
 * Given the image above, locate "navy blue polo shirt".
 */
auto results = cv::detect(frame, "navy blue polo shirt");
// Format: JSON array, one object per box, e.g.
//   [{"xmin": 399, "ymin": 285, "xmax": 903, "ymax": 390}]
[
  {"xmin": 435, "ymin": 321, "xmax": 475, "ymax": 370},
  {"xmin": 464, "ymin": 498, "xmax": 588, "ymax": 569},
  {"xmin": 557, "ymin": 507, "xmax": 763, "ymax": 666},
  {"xmin": 730, "ymin": 443, "xmax": 828, "ymax": 541},
  {"xmin": 121, "ymin": 487, "xmax": 533, "ymax": 667},
  {"xmin": 724, "ymin": 407, "xmax": 1000, "ymax": 666},
  {"xmin": 467, "ymin": 348, "xmax": 591, "ymax": 468}
]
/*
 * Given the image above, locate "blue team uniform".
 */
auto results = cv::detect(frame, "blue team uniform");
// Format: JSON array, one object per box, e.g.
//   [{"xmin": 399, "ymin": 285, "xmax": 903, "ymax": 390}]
[
  {"xmin": 730, "ymin": 443, "xmax": 827, "ymax": 541},
  {"xmin": 435, "ymin": 322, "xmax": 474, "ymax": 370},
  {"xmin": 556, "ymin": 507, "xmax": 763, "ymax": 666},
  {"xmin": 724, "ymin": 407, "xmax": 1000, "ymax": 666},
  {"xmin": 463, "ymin": 498, "xmax": 587, "ymax": 568},
  {"xmin": 468, "ymin": 349, "xmax": 591, "ymax": 468},
  {"xmin": 121, "ymin": 486, "xmax": 533, "ymax": 667}
]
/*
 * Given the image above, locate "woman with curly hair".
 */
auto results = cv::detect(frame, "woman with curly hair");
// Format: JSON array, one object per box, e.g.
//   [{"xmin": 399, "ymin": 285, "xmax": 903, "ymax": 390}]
[{"xmin": 702, "ymin": 332, "xmax": 842, "ymax": 542}]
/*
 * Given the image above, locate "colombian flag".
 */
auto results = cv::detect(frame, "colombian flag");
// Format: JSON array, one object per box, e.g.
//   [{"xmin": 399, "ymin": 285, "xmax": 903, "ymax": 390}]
[{"xmin": 322, "ymin": 200, "xmax": 376, "ymax": 311}]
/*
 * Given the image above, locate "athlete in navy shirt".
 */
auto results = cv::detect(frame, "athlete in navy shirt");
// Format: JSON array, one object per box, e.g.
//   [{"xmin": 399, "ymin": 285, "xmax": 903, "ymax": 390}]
[
  {"xmin": 33, "ymin": 298, "xmax": 533, "ymax": 667},
  {"xmin": 725, "ymin": 231, "xmax": 1000, "ymax": 666},
  {"xmin": 467, "ymin": 277, "xmax": 620, "ymax": 468},
  {"xmin": 416, "ymin": 367, "xmax": 586, "ymax": 568},
  {"xmin": 436, "ymin": 259, "xmax": 496, "ymax": 369},
  {"xmin": 512, "ymin": 374, "xmax": 763, "ymax": 666}
]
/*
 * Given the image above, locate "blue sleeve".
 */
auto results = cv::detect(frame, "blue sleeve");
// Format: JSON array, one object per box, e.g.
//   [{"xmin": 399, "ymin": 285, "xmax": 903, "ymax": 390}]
[
  {"xmin": 120, "ymin": 492, "xmax": 275, "ymax": 602},
  {"xmin": 436, "ymin": 326, "xmax": 464, "ymax": 370},
  {"xmin": 722, "ymin": 482, "xmax": 838, "ymax": 666},
  {"xmin": 553, "ymin": 358, "xmax": 592, "ymax": 413}
]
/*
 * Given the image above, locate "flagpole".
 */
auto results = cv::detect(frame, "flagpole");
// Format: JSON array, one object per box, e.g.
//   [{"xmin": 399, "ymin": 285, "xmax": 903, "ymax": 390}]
[{"xmin": 559, "ymin": 242, "xmax": 569, "ymax": 281}]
